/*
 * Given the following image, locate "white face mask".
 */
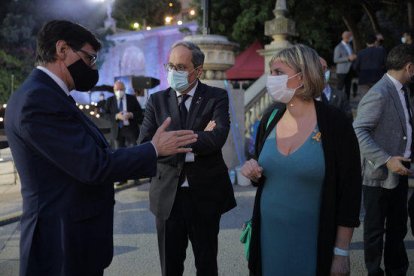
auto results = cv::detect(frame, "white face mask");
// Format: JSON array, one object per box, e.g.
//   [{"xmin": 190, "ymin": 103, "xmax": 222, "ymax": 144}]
[
  {"xmin": 115, "ymin": 90, "xmax": 125, "ymax": 99},
  {"xmin": 402, "ymin": 37, "xmax": 407, "ymax": 44},
  {"xmin": 266, "ymin": 73, "xmax": 302, "ymax": 103},
  {"xmin": 167, "ymin": 67, "xmax": 199, "ymax": 93}
]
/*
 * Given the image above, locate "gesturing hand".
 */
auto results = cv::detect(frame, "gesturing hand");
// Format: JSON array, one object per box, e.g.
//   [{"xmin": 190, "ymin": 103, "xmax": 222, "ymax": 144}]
[
  {"xmin": 152, "ymin": 117, "xmax": 198, "ymax": 156},
  {"xmin": 241, "ymin": 159, "xmax": 263, "ymax": 182},
  {"xmin": 116, "ymin": 112, "xmax": 124, "ymax": 120}
]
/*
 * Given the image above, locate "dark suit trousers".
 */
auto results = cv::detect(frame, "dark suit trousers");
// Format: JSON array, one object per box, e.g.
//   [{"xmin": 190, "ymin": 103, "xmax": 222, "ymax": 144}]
[
  {"xmin": 408, "ymin": 189, "xmax": 414, "ymax": 236},
  {"xmin": 363, "ymin": 176, "xmax": 408, "ymax": 276},
  {"xmin": 336, "ymin": 72, "xmax": 353, "ymax": 100},
  {"xmin": 156, "ymin": 188, "xmax": 221, "ymax": 276},
  {"xmin": 115, "ymin": 126, "xmax": 138, "ymax": 149}
]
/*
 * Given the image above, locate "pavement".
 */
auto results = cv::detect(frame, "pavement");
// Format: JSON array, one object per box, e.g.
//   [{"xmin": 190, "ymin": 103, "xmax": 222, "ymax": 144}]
[
  {"xmin": 1, "ymin": 182, "xmax": 414, "ymax": 275},
  {"xmin": 0, "ymin": 183, "xmax": 21, "ymax": 226}
]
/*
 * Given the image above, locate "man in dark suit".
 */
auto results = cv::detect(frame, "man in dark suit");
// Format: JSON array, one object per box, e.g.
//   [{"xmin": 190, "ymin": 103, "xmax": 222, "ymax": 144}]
[
  {"xmin": 353, "ymin": 34, "xmax": 387, "ymax": 98},
  {"xmin": 320, "ymin": 57, "xmax": 353, "ymax": 121},
  {"xmin": 353, "ymin": 44, "xmax": 414, "ymax": 276},
  {"xmin": 138, "ymin": 40, "xmax": 237, "ymax": 276},
  {"xmin": 4, "ymin": 20, "xmax": 197, "ymax": 276},
  {"xmin": 104, "ymin": 80, "xmax": 143, "ymax": 149}
]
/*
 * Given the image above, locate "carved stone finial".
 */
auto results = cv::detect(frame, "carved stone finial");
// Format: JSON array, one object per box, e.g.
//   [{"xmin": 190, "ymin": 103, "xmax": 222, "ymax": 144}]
[
  {"xmin": 265, "ymin": 0, "xmax": 296, "ymax": 39},
  {"xmin": 259, "ymin": 0, "xmax": 297, "ymax": 72},
  {"xmin": 274, "ymin": 0, "xmax": 287, "ymax": 18}
]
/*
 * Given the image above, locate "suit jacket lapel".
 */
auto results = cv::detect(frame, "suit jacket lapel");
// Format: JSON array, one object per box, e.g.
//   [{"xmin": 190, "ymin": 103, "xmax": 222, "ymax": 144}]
[
  {"xmin": 187, "ymin": 82, "xmax": 205, "ymax": 130},
  {"xmin": 167, "ymin": 88, "xmax": 181, "ymax": 130},
  {"xmin": 328, "ymin": 93, "xmax": 336, "ymax": 105},
  {"xmin": 384, "ymin": 75, "xmax": 407, "ymax": 135},
  {"xmin": 35, "ymin": 69, "xmax": 109, "ymax": 147}
]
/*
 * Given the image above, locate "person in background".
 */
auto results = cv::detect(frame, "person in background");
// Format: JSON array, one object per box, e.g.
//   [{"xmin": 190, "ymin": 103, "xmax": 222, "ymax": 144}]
[
  {"xmin": 320, "ymin": 57, "xmax": 353, "ymax": 121},
  {"xmin": 375, "ymin": 33, "xmax": 385, "ymax": 48},
  {"xmin": 135, "ymin": 88, "xmax": 147, "ymax": 111},
  {"xmin": 96, "ymin": 92, "xmax": 106, "ymax": 114},
  {"xmin": 242, "ymin": 44, "xmax": 361, "ymax": 276},
  {"xmin": 4, "ymin": 20, "xmax": 197, "ymax": 276},
  {"xmin": 104, "ymin": 80, "xmax": 143, "ymax": 149},
  {"xmin": 353, "ymin": 34, "xmax": 387, "ymax": 98},
  {"xmin": 353, "ymin": 43, "xmax": 414, "ymax": 276},
  {"xmin": 401, "ymin": 29, "xmax": 414, "ymax": 45},
  {"xmin": 138, "ymin": 40, "xmax": 236, "ymax": 276},
  {"xmin": 334, "ymin": 31, "xmax": 357, "ymax": 100}
]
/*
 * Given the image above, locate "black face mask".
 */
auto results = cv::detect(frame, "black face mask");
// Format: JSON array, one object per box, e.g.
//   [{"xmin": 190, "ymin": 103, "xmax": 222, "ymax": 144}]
[{"xmin": 67, "ymin": 59, "xmax": 99, "ymax": 91}]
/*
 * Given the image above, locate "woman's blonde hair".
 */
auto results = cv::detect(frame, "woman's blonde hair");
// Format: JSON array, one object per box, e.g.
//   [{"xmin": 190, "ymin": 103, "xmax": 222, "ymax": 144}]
[{"xmin": 269, "ymin": 44, "xmax": 324, "ymax": 100}]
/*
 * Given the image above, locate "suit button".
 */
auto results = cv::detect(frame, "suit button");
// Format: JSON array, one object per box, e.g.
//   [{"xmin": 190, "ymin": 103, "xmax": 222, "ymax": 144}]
[{"xmin": 404, "ymin": 136, "xmax": 407, "ymax": 140}]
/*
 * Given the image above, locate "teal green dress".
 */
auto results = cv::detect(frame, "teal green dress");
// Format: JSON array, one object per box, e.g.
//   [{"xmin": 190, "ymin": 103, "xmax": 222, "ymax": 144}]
[{"xmin": 258, "ymin": 125, "xmax": 325, "ymax": 276}]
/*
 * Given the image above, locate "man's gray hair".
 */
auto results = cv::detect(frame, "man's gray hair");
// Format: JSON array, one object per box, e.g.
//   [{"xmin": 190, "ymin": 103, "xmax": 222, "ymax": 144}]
[{"xmin": 171, "ymin": 40, "xmax": 205, "ymax": 67}]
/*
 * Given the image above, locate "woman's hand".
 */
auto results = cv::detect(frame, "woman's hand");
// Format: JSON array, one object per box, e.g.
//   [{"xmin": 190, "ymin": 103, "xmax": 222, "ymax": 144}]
[
  {"xmin": 241, "ymin": 159, "xmax": 263, "ymax": 182},
  {"xmin": 330, "ymin": 255, "xmax": 350, "ymax": 276}
]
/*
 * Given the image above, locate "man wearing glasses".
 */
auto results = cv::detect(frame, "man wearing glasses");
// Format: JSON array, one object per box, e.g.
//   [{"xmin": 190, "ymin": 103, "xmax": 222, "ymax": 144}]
[
  {"xmin": 5, "ymin": 20, "xmax": 197, "ymax": 276},
  {"xmin": 139, "ymin": 41, "xmax": 236, "ymax": 276}
]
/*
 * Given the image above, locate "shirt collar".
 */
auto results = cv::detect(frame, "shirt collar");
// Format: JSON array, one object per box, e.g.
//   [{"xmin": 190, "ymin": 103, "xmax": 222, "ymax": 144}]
[
  {"xmin": 175, "ymin": 81, "xmax": 198, "ymax": 98},
  {"xmin": 37, "ymin": 66, "xmax": 70, "ymax": 96},
  {"xmin": 386, "ymin": 73, "xmax": 404, "ymax": 93}
]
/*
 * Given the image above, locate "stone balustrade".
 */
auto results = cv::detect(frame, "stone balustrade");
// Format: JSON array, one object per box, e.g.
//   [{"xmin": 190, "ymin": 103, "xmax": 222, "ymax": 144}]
[{"xmin": 243, "ymin": 75, "xmax": 273, "ymax": 139}]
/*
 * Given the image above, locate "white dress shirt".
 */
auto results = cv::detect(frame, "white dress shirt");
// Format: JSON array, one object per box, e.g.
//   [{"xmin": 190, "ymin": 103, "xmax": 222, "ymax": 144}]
[
  {"xmin": 116, "ymin": 95, "xmax": 130, "ymax": 126},
  {"xmin": 341, "ymin": 41, "xmax": 353, "ymax": 56},
  {"xmin": 175, "ymin": 82, "xmax": 198, "ymax": 186}
]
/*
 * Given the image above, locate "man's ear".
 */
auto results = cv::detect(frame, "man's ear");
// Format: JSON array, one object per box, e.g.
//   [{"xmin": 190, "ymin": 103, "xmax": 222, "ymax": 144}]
[
  {"xmin": 55, "ymin": 40, "xmax": 69, "ymax": 60},
  {"xmin": 197, "ymin": 66, "xmax": 203, "ymax": 78}
]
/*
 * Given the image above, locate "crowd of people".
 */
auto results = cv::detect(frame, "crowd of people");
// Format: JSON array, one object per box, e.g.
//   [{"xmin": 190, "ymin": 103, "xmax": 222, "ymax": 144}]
[{"xmin": 4, "ymin": 18, "xmax": 414, "ymax": 276}]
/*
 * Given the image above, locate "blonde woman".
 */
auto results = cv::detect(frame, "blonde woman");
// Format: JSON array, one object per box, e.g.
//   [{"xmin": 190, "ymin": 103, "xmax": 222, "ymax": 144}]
[{"xmin": 241, "ymin": 44, "xmax": 361, "ymax": 276}]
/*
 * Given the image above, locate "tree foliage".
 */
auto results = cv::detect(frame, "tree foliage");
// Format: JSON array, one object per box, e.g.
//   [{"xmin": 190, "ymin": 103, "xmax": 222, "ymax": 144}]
[
  {"xmin": 194, "ymin": 0, "xmax": 410, "ymax": 65},
  {"xmin": 0, "ymin": 50, "xmax": 24, "ymax": 103},
  {"xmin": 112, "ymin": 0, "xmax": 182, "ymax": 29},
  {"xmin": 0, "ymin": 0, "xmax": 109, "ymax": 103}
]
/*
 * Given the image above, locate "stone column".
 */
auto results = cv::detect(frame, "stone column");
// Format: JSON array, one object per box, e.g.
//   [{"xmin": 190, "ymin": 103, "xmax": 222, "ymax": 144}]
[
  {"xmin": 184, "ymin": 35, "xmax": 244, "ymax": 170},
  {"xmin": 259, "ymin": 0, "xmax": 297, "ymax": 72}
]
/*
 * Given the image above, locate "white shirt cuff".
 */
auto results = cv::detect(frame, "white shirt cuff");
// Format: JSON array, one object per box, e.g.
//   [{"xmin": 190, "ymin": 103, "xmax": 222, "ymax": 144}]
[{"xmin": 185, "ymin": 152, "xmax": 195, "ymax": 162}]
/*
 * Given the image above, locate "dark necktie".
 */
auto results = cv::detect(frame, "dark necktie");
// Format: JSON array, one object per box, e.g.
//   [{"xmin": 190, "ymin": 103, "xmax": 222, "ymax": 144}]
[
  {"xmin": 118, "ymin": 98, "xmax": 123, "ymax": 128},
  {"xmin": 402, "ymin": 86, "xmax": 414, "ymax": 157},
  {"xmin": 321, "ymin": 92, "xmax": 329, "ymax": 104},
  {"xmin": 179, "ymin": 94, "xmax": 190, "ymax": 129},
  {"xmin": 178, "ymin": 94, "xmax": 190, "ymax": 186}
]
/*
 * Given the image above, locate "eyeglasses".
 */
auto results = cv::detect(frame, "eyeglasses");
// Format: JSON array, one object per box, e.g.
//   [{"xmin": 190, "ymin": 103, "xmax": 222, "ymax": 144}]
[
  {"xmin": 76, "ymin": 49, "xmax": 98, "ymax": 66},
  {"xmin": 164, "ymin": 63, "xmax": 187, "ymax": 72}
]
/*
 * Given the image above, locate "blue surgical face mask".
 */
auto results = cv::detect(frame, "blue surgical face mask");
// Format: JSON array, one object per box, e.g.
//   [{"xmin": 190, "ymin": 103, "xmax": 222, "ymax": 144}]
[
  {"xmin": 167, "ymin": 68, "xmax": 198, "ymax": 93},
  {"xmin": 324, "ymin": 70, "xmax": 331, "ymax": 82}
]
